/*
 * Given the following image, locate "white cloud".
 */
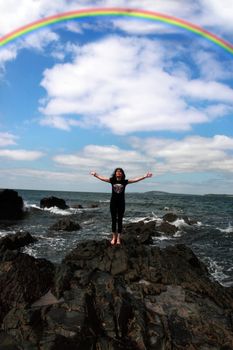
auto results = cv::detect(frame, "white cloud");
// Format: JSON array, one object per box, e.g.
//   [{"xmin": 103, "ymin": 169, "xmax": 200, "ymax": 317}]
[
  {"xmin": 0, "ymin": 46, "xmax": 18, "ymax": 75},
  {"xmin": 0, "ymin": 149, "xmax": 45, "ymax": 161},
  {"xmin": 112, "ymin": 19, "xmax": 179, "ymax": 35},
  {"xmin": 1, "ymin": 0, "xmax": 233, "ymax": 45},
  {"xmin": 0, "ymin": 167, "xmax": 79, "ymax": 181},
  {"xmin": 39, "ymin": 35, "xmax": 233, "ymax": 134},
  {"xmin": 40, "ymin": 115, "xmax": 81, "ymax": 131},
  {"xmin": 0, "ymin": 29, "xmax": 59, "ymax": 72},
  {"xmin": 131, "ymin": 135, "xmax": 233, "ymax": 174},
  {"xmin": 1, "ymin": 0, "xmax": 232, "ymax": 74},
  {"xmin": 193, "ymin": 50, "xmax": 233, "ymax": 81},
  {"xmin": 180, "ymin": 79, "xmax": 233, "ymax": 102},
  {"xmin": 20, "ymin": 29, "xmax": 59, "ymax": 51},
  {"xmin": 52, "ymin": 135, "xmax": 233, "ymax": 187},
  {"xmin": 0, "ymin": 132, "xmax": 17, "ymax": 147},
  {"xmin": 199, "ymin": 0, "xmax": 233, "ymax": 32},
  {"xmin": 53, "ymin": 144, "xmax": 154, "ymax": 176}
]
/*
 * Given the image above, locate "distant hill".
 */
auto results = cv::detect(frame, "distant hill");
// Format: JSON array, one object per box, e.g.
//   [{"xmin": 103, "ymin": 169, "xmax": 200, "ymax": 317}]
[
  {"xmin": 204, "ymin": 194, "xmax": 233, "ymax": 197},
  {"xmin": 144, "ymin": 190, "xmax": 170, "ymax": 195}
]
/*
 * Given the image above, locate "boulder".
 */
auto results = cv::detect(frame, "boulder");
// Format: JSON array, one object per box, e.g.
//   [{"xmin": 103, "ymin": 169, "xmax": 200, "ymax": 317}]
[
  {"xmin": 156, "ymin": 221, "xmax": 178, "ymax": 235},
  {"xmin": 163, "ymin": 212, "xmax": 198, "ymax": 225},
  {"xmin": 0, "ymin": 231, "xmax": 37, "ymax": 253},
  {"xmin": 124, "ymin": 220, "xmax": 158, "ymax": 243},
  {"xmin": 40, "ymin": 196, "xmax": 69, "ymax": 210},
  {"xmin": 72, "ymin": 204, "xmax": 83, "ymax": 209},
  {"xmin": 162, "ymin": 212, "xmax": 178, "ymax": 222},
  {"xmin": 50, "ymin": 218, "xmax": 81, "ymax": 231},
  {"xmin": 0, "ymin": 189, "xmax": 24, "ymax": 220},
  {"xmin": 89, "ymin": 203, "xmax": 98, "ymax": 208}
]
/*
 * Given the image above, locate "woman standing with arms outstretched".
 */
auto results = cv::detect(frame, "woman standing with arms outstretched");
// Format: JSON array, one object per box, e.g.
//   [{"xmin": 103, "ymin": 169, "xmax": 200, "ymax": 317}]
[{"xmin": 91, "ymin": 168, "xmax": 152, "ymax": 245}]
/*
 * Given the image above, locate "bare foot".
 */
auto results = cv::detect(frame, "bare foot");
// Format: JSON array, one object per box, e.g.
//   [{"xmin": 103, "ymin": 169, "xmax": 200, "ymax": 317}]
[
  {"xmin": 116, "ymin": 238, "xmax": 121, "ymax": 245},
  {"xmin": 111, "ymin": 237, "xmax": 116, "ymax": 245}
]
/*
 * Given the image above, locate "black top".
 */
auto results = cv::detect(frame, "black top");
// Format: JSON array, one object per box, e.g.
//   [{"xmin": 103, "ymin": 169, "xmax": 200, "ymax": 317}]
[{"xmin": 110, "ymin": 178, "xmax": 128, "ymax": 201}]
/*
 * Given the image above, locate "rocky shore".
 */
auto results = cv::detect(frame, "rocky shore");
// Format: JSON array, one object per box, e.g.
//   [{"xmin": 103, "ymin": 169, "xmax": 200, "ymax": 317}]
[
  {"xmin": 0, "ymin": 189, "xmax": 233, "ymax": 349},
  {"xmin": 0, "ymin": 230, "xmax": 233, "ymax": 350}
]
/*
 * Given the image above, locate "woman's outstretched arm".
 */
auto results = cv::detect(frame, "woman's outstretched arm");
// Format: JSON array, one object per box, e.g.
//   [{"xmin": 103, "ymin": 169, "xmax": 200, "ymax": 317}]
[
  {"xmin": 128, "ymin": 172, "xmax": 152, "ymax": 184},
  {"xmin": 90, "ymin": 171, "xmax": 110, "ymax": 183}
]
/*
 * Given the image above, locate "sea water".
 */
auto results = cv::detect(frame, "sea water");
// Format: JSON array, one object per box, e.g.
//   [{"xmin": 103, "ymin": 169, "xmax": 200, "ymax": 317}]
[{"xmin": 0, "ymin": 189, "xmax": 232, "ymax": 287}]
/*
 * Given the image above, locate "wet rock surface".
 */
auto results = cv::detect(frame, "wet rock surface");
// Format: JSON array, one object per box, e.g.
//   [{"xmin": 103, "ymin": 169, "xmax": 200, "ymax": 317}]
[
  {"xmin": 40, "ymin": 196, "xmax": 69, "ymax": 210},
  {"xmin": 0, "ymin": 232, "xmax": 233, "ymax": 349},
  {"xmin": 50, "ymin": 218, "xmax": 81, "ymax": 232},
  {"xmin": 0, "ymin": 231, "xmax": 37, "ymax": 252}
]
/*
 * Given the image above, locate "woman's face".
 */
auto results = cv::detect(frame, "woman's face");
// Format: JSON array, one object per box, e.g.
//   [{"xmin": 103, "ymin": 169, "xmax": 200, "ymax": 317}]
[{"xmin": 115, "ymin": 169, "xmax": 123, "ymax": 178}]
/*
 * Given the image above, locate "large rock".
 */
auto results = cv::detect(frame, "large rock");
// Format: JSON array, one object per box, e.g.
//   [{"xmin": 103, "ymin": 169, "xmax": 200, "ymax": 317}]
[
  {"xmin": 0, "ymin": 231, "xmax": 37, "ymax": 253},
  {"xmin": 124, "ymin": 220, "xmax": 158, "ymax": 244},
  {"xmin": 40, "ymin": 196, "xmax": 69, "ymax": 210},
  {"xmin": 0, "ymin": 252, "xmax": 54, "ymax": 323},
  {"xmin": 50, "ymin": 218, "xmax": 81, "ymax": 231},
  {"xmin": 163, "ymin": 212, "xmax": 198, "ymax": 225},
  {"xmin": 0, "ymin": 189, "xmax": 24, "ymax": 220},
  {"xmin": 1, "ymin": 237, "xmax": 233, "ymax": 349}
]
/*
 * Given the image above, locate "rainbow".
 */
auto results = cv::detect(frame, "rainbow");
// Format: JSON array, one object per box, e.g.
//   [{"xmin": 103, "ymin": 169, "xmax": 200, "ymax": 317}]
[{"xmin": 1, "ymin": 7, "xmax": 233, "ymax": 55}]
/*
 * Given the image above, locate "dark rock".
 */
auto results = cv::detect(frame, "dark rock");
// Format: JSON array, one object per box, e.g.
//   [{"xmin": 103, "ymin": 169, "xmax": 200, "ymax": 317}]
[
  {"xmin": 72, "ymin": 204, "xmax": 83, "ymax": 209},
  {"xmin": 40, "ymin": 196, "xmax": 69, "ymax": 210},
  {"xmin": 89, "ymin": 203, "xmax": 98, "ymax": 208},
  {"xmin": 124, "ymin": 220, "xmax": 158, "ymax": 243},
  {"xmin": 1, "ymin": 238, "xmax": 233, "ymax": 349},
  {"xmin": 162, "ymin": 212, "xmax": 178, "ymax": 222},
  {"xmin": 50, "ymin": 218, "xmax": 81, "ymax": 232},
  {"xmin": 156, "ymin": 221, "xmax": 178, "ymax": 234},
  {"xmin": 0, "ymin": 189, "xmax": 24, "ymax": 220},
  {"xmin": 0, "ymin": 331, "xmax": 20, "ymax": 350},
  {"xmin": 0, "ymin": 232, "xmax": 37, "ymax": 253},
  {"xmin": 0, "ymin": 253, "xmax": 54, "ymax": 322},
  {"xmin": 163, "ymin": 212, "xmax": 198, "ymax": 225}
]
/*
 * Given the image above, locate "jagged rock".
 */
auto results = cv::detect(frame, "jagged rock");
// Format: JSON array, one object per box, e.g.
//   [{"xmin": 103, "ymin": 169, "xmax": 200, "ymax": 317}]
[
  {"xmin": 124, "ymin": 221, "xmax": 158, "ymax": 243},
  {"xmin": 0, "ymin": 231, "xmax": 37, "ymax": 253},
  {"xmin": 163, "ymin": 212, "xmax": 198, "ymax": 225},
  {"xmin": 0, "ymin": 252, "xmax": 54, "ymax": 323},
  {"xmin": 50, "ymin": 218, "xmax": 81, "ymax": 232},
  {"xmin": 1, "ymin": 238, "xmax": 233, "ymax": 350},
  {"xmin": 72, "ymin": 204, "xmax": 83, "ymax": 209},
  {"xmin": 89, "ymin": 203, "xmax": 98, "ymax": 208},
  {"xmin": 40, "ymin": 196, "xmax": 69, "ymax": 210},
  {"xmin": 156, "ymin": 221, "xmax": 178, "ymax": 235},
  {"xmin": 0, "ymin": 331, "xmax": 20, "ymax": 350},
  {"xmin": 163, "ymin": 212, "xmax": 178, "ymax": 222},
  {"xmin": 0, "ymin": 189, "xmax": 24, "ymax": 220}
]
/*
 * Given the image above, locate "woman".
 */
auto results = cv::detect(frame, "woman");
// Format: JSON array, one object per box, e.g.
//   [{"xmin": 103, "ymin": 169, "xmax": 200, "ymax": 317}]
[{"xmin": 91, "ymin": 168, "xmax": 152, "ymax": 245}]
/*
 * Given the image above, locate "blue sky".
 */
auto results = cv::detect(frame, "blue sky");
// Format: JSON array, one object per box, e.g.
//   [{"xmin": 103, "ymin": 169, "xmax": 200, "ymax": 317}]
[{"xmin": 1, "ymin": 0, "xmax": 233, "ymax": 194}]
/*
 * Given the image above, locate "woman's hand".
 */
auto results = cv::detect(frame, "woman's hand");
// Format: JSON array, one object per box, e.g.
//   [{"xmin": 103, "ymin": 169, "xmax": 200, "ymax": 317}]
[
  {"xmin": 90, "ymin": 171, "xmax": 97, "ymax": 176},
  {"xmin": 145, "ymin": 172, "xmax": 152, "ymax": 178}
]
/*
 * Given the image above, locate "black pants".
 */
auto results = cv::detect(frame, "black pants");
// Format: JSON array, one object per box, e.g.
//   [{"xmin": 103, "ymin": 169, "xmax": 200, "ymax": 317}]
[{"xmin": 110, "ymin": 199, "xmax": 125, "ymax": 234}]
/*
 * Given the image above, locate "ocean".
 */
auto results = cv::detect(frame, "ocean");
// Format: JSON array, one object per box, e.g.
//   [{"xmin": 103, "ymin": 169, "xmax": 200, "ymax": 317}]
[{"xmin": 0, "ymin": 189, "xmax": 233, "ymax": 287}]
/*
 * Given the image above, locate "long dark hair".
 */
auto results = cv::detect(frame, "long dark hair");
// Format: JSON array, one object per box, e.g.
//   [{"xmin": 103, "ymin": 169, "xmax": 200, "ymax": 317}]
[{"xmin": 111, "ymin": 168, "xmax": 126, "ymax": 181}]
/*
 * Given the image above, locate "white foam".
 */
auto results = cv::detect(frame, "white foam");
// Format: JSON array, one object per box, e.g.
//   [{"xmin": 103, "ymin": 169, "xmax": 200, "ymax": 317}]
[
  {"xmin": 196, "ymin": 221, "xmax": 202, "ymax": 227},
  {"xmin": 125, "ymin": 216, "xmax": 151, "ymax": 223},
  {"xmin": 0, "ymin": 230, "xmax": 17, "ymax": 237},
  {"xmin": 30, "ymin": 204, "xmax": 43, "ymax": 210},
  {"xmin": 172, "ymin": 218, "xmax": 189, "ymax": 228},
  {"xmin": 43, "ymin": 206, "xmax": 74, "ymax": 216},
  {"xmin": 205, "ymin": 257, "xmax": 230, "ymax": 286},
  {"xmin": 173, "ymin": 230, "xmax": 182, "ymax": 237},
  {"xmin": 152, "ymin": 235, "xmax": 175, "ymax": 242},
  {"xmin": 0, "ymin": 231, "xmax": 8, "ymax": 238},
  {"xmin": 218, "ymin": 223, "xmax": 233, "ymax": 233}
]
